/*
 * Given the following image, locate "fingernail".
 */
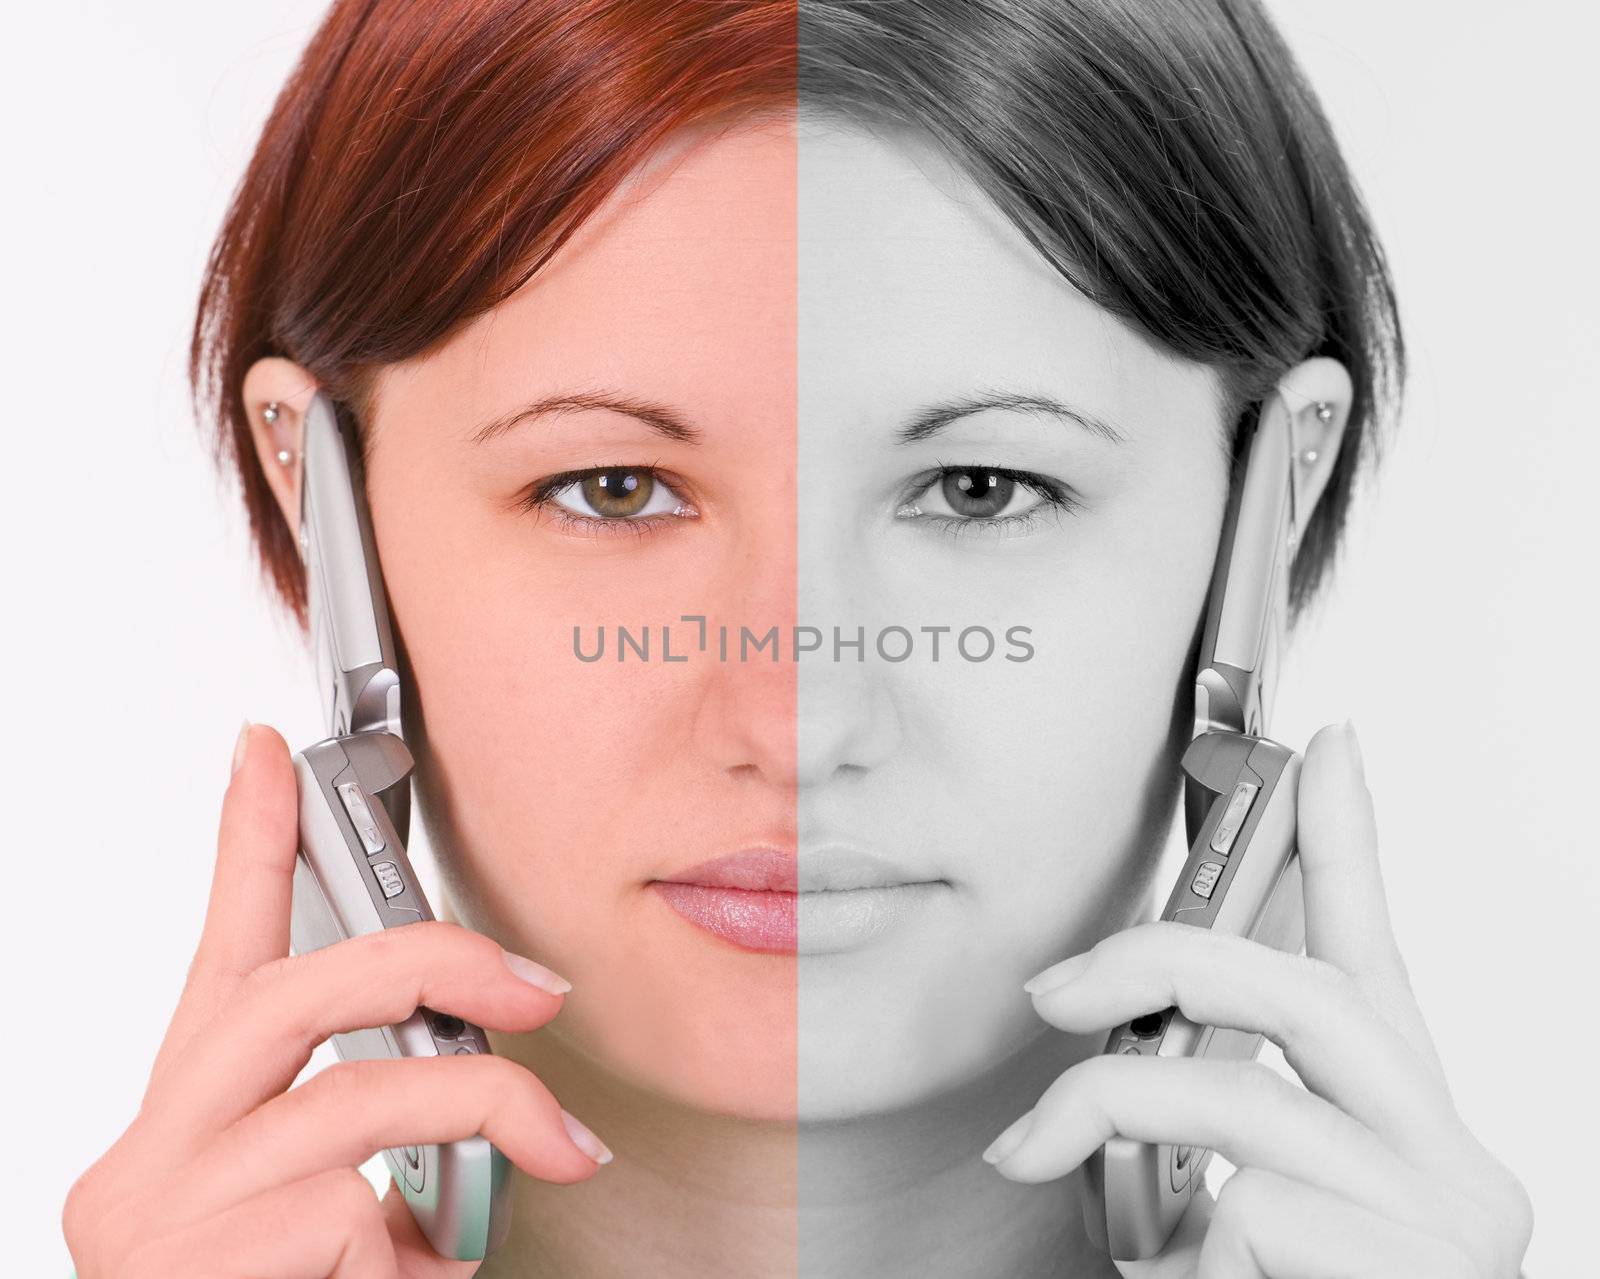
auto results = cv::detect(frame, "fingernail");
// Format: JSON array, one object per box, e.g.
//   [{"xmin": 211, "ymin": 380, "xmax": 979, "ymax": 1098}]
[
  {"xmin": 560, "ymin": 1108, "xmax": 613, "ymax": 1165},
  {"xmin": 502, "ymin": 950, "xmax": 572, "ymax": 994},
  {"xmin": 1343, "ymin": 718, "xmax": 1365, "ymax": 776},
  {"xmin": 230, "ymin": 720, "xmax": 252, "ymax": 778},
  {"xmin": 1023, "ymin": 951, "xmax": 1090, "ymax": 996},
  {"xmin": 982, "ymin": 1109, "xmax": 1035, "ymax": 1165}
]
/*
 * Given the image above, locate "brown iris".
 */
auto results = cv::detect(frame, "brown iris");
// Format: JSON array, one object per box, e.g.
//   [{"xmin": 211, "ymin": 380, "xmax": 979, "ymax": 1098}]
[
  {"xmin": 940, "ymin": 468, "xmax": 1015, "ymax": 518},
  {"xmin": 581, "ymin": 468, "xmax": 654, "ymax": 517}
]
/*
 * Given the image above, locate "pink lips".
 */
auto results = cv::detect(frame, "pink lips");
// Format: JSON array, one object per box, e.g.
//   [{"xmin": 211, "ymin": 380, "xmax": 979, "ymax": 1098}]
[{"xmin": 648, "ymin": 847, "xmax": 797, "ymax": 953}]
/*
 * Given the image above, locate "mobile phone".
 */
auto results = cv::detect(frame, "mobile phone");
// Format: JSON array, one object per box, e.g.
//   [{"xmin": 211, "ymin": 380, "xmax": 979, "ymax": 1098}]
[
  {"xmin": 1080, "ymin": 399, "xmax": 1309, "ymax": 1260},
  {"xmin": 286, "ymin": 392, "xmax": 512, "ymax": 1260}
]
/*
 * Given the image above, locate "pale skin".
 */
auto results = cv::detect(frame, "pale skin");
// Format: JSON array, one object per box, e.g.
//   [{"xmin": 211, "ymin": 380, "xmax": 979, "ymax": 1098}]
[{"xmin": 63, "ymin": 114, "xmax": 1531, "ymax": 1277}]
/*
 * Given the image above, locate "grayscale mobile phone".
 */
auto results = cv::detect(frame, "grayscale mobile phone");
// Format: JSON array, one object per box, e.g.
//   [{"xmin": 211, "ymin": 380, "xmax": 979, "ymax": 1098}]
[
  {"xmin": 287, "ymin": 392, "xmax": 512, "ymax": 1260},
  {"xmin": 1080, "ymin": 401, "xmax": 1309, "ymax": 1260}
]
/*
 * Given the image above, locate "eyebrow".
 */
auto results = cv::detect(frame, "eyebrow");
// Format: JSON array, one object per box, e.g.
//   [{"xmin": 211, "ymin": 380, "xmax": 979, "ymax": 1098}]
[
  {"xmin": 469, "ymin": 390, "xmax": 703, "ymax": 446},
  {"xmin": 895, "ymin": 391, "xmax": 1128, "ymax": 446}
]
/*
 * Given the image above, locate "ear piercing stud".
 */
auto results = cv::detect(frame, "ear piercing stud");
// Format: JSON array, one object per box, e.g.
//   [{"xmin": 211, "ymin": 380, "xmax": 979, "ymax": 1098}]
[
  {"xmin": 1298, "ymin": 401, "xmax": 1334, "ymax": 465},
  {"xmin": 264, "ymin": 402, "xmax": 296, "ymax": 467}
]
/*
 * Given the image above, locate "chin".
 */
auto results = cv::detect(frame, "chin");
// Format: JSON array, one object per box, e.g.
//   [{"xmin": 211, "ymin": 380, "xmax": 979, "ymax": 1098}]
[
  {"xmin": 547, "ymin": 926, "xmax": 801, "ymax": 1122},
  {"xmin": 795, "ymin": 945, "xmax": 1050, "ymax": 1121}
]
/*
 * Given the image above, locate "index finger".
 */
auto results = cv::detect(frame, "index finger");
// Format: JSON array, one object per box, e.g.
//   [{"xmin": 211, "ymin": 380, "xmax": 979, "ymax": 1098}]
[
  {"xmin": 1297, "ymin": 720, "xmax": 1448, "ymax": 1086},
  {"xmin": 193, "ymin": 721, "xmax": 301, "ymax": 981},
  {"xmin": 149, "ymin": 722, "xmax": 301, "ymax": 1094}
]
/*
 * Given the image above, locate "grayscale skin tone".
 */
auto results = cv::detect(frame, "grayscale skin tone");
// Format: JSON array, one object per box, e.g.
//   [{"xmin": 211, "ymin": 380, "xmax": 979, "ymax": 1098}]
[{"xmin": 64, "ymin": 112, "xmax": 1531, "ymax": 1277}]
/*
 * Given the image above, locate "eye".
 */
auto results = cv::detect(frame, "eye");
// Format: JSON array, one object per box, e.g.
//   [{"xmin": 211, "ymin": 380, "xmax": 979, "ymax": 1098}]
[
  {"xmin": 518, "ymin": 465, "xmax": 698, "ymax": 536},
  {"xmin": 896, "ymin": 464, "xmax": 1079, "ymax": 537}
]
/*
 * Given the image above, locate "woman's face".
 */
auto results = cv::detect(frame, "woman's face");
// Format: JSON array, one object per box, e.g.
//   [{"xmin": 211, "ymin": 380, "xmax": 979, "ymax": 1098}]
[{"xmin": 361, "ymin": 112, "xmax": 1231, "ymax": 1123}]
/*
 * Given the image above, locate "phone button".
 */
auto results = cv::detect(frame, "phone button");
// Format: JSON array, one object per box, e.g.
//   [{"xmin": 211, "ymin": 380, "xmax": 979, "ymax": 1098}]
[
  {"xmin": 370, "ymin": 860, "xmax": 405, "ymax": 899},
  {"xmin": 336, "ymin": 782, "xmax": 387, "ymax": 855},
  {"xmin": 1191, "ymin": 861, "xmax": 1224, "ymax": 899},
  {"xmin": 1209, "ymin": 781, "xmax": 1259, "ymax": 855}
]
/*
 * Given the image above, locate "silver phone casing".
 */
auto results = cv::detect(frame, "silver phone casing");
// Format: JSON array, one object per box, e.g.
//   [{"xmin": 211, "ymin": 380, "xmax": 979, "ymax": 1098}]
[
  {"xmin": 300, "ymin": 395, "xmax": 402, "ymax": 743},
  {"xmin": 299, "ymin": 394, "xmax": 410, "ymax": 837},
  {"xmin": 1081, "ymin": 733, "xmax": 1304, "ymax": 1260},
  {"xmin": 288, "ymin": 732, "xmax": 512, "ymax": 1261},
  {"xmin": 1193, "ymin": 407, "xmax": 1294, "ymax": 745}
]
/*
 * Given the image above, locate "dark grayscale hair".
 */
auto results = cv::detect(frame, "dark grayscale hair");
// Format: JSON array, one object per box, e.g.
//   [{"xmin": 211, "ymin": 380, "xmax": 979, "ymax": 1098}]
[{"xmin": 800, "ymin": 0, "xmax": 1405, "ymax": 615}]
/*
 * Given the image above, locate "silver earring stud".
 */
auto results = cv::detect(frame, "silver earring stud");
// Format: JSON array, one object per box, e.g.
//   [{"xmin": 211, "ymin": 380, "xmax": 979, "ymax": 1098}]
[
  {"xmin": 1300, "ymin": 448, "xmax": 1320, "ymax": 465},
  {"xmin": 1313, "ymin": 401, "xmax": 1333, "ymax": 423},
  {"xmin": 275, "ymin": 448, "xmax": 294, "ymax": 466},
  {"xmin": 263, "ymin": 401, "xmax": 280, "ymax": 425}
]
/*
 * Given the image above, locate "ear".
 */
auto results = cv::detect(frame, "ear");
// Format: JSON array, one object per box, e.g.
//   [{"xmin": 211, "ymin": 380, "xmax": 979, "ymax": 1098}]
[
  {"xmin": 240, "ymin": 357, "xmax": 321, "ymax": 533},
  {"xmin": 1265, "ymin": 355, "xmax": 1354, "ymax": 544}
]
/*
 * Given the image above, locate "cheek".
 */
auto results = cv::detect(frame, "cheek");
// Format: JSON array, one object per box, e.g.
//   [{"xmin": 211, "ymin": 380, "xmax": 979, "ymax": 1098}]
[
  {"xmin": 903, "ymin": 469, "xmax": 1223, "ymax": 879},
  {"xmin": 372, "ymin": 479, "xmax": 802, "ymax": 1115},
  {"xmin": 798, "ymin": 468, "xmax": 1226, "ymax": 1112}
]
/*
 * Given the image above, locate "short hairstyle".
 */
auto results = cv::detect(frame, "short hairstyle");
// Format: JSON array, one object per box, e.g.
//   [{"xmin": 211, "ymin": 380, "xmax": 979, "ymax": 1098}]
[
  {"xmin": 799, "ymin": 0, "xmax": 1404, "ymax": 614},
  {"xmin": 191, "ymin": 0, "xmax": 798, "ymax": 626},
  {"xmin": 192, "ymin": 0, "xmax": 1400, "ymax": 624}
]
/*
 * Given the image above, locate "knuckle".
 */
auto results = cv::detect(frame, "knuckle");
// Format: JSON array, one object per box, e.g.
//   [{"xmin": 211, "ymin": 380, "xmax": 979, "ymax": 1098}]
[
  {"xmin": 480, "ymin": 1049, "xmax": 541, "ymax": 1097},
  {"xmin": 231, "ymin": 954, "xmax": 307, "ymax": 1029},
  {"xmin": 61, "ymin": 1170, "xmax": 102, "ymax": 1244},
  {"xmin": 1282, "ymin": 951, "xmax": 1363, "ymax": 1029},
  {"xmin": 479, "ymin": 1055, "xmax": 554, "ymax": 1125},
  {"xmin": 183, "ymin": 949, "xmax": 250, "ymax": 995},
  {"xmin": 348, "ymin": 924, "xmax": 406, "ymax": 967},
  {"xmin": 353, "ymin": 917, "xmax": 475, "ymax": 968},
  {"xmin": 326, "ymin": 1165, "xmax": 384, "ymax": 1216},
  {"xmin": 1290, "ymin": 950, "xmax": 1348, "ymax": 993},
  {"xmin": 1225, "ymin": 1058, "xmax": 1294, "ymax": 1107},
  {"xmin": 238, "ymin": 953, "xmax": 293, "ymax": 997},
  {"xmin": 1070, "ymin": 1052, "xmax": 1122, "ymax": 1095},
  {"xmin": 307, "ymin": 1057, "xmax": 387, "ymax": 1110},
  {"xmin": 1493, "ymin": 1165, "xmax": 1535, "ymax": 1247},
  {"xmin": 1141, "ymin": 918, "xmax": 1197, "ymax": 955},
  {"xmin": 1212, "ymin": 1166, "xmax": 1269, "ymax": 1227}
]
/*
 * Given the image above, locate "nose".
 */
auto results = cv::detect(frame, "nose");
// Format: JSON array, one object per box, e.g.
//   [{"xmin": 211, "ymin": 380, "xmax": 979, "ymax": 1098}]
[
  {"xmin": 796, "ymin": 646, "xmax": 902, "ymax": 790},
  {"xmin": 685, "ymin": 497, "xmax": 799, "ymax": 791},
  {"xmin": 687, "ymin": 529, "xmax": 903, "ymax": 794},
  {"xmin": 792, "ymin": 537, "xmax": 903, "ymax": 790}
]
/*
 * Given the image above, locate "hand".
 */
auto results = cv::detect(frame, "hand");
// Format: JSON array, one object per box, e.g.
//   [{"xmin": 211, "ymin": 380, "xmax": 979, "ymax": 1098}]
[
  {"xmin": 63, "ymin": 722, "xmax": 610, "ymax": 1278},
  {"xmin": 984, "ymin": 721, "xmax": 1532, "ymax": 1277}
]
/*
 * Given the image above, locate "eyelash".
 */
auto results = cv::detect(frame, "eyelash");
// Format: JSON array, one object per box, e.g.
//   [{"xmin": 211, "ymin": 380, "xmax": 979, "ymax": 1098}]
[
  {"xmin": 515, "ymin": 464, "xmax": 693, "ymax": 540},
  {"xmin": 900, "ymin": 462, "xmax": 1082, "ymax": 539},
  {"xmin": 514, "ymin": 462, "xmax": 1081, "ymax": 541}
]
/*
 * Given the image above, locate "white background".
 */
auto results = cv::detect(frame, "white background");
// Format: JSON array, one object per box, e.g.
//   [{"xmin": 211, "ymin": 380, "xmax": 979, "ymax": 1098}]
[{"xmin": 5, "ymin": 2, "xmax": 1594, "ymax": 1273}]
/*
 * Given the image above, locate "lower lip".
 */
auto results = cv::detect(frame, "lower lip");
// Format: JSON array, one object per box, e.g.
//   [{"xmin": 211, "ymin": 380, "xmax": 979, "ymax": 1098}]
[
  {"xmin": 649, "ymin": 883, "xmax": 796, "ymax": 952},
  {"xmin": 649, "ymin": 881, "xmax": 946, "ymax": 954},
  {"xmin": 798, "ymin": 883, "xmax": 947, "ymax": 954}
]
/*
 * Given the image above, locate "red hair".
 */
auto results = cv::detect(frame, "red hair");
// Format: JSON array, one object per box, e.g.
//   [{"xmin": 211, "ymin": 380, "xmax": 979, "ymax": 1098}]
[{"xmin": 191, "ymin": 0, "xmax": 797, "ymax": 626}]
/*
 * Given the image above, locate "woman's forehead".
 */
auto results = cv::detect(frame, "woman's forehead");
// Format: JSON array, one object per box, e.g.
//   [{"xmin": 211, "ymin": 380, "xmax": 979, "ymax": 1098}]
[{"xmin": 378, "ymin": 114, "xmax": 1212, "ymax": 445}]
